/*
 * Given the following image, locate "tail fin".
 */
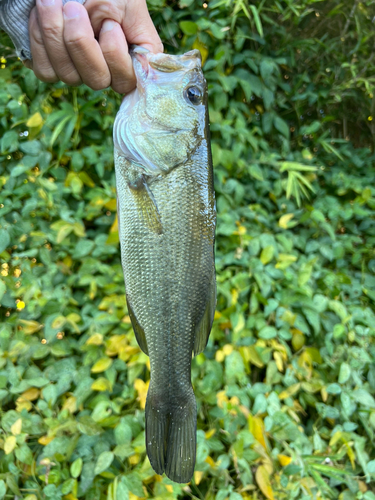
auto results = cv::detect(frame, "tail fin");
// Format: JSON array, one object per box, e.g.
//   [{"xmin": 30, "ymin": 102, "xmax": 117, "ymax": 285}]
[{"xmin": 145, "ymin": 388, "xmax": 197, "ymax": 483}]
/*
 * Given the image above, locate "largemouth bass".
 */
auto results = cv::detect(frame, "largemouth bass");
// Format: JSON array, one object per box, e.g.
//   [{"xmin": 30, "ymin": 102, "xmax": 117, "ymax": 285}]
[{"xmin": 114, "ymin": 47, "xmax": 216, "ymax": 483}]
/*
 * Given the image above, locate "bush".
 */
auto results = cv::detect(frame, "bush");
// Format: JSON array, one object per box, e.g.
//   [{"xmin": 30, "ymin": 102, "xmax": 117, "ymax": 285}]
[{"xmin": 0, "ymin": 0, "xmax": 375, "ymax": 499}]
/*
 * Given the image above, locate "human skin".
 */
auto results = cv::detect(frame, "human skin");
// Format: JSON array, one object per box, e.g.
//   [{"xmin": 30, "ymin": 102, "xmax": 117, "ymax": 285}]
[{"xmin": 27, "ymin": 0, "xmax": 163, "ymax": 93}]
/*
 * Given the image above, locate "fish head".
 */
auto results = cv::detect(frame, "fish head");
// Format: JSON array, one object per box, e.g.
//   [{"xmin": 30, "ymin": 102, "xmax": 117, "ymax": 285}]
[{"xmin": 114, "ymin": 47, "xmax": 208, "ymax": 175}]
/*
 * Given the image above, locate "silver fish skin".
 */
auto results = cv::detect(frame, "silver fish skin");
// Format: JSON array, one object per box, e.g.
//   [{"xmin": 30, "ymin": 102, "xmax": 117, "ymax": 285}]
[
  {"xmin": 0, "ymin": 0, "xmax": 85, "ymax": 60},
  {"xmin": 113, "ymin": 47, "xmax": 216, "ymax": 483}
]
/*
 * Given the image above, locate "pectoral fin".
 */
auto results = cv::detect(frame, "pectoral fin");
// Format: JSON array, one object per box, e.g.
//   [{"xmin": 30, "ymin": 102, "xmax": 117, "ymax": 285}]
[
  {"xmin": 130, "ymin": 179, "xmax": 163, "ymax": 235},
  {"xmin": 193, "ymin": 270, "xmax": 216, "ymax": 356},
  {"xmin": 126, "ymin": 297, "xmax": 149, "ymax": 355}
]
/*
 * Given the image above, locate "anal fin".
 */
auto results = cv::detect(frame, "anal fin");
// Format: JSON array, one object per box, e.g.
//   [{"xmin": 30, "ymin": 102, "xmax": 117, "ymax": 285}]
[
  {"xmin": 193, "ymin": 270, "xmax": 216, "ymax": 356},
  {"xmin": 126, "ymin": 297, "xmax": 148, "ymax": 355}
]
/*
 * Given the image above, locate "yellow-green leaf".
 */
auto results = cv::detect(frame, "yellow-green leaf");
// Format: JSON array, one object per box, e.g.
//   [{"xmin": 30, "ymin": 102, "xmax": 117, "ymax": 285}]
[
  {"xmin": 247, "ymin": 345, "xmax": 264, "ymax": 368},
  {"xmin": 4, "ymin": 436, "xmax": 17, "ymax": 455},
  {"xmin": 86, "ymin": 333, "xmax": 103, "ymax": 346},
  {"xmin": 91, "ymin": 357, "xmax": 113, "ymax": 373},
  {"xmin": 91, "ymin": 377, "xmax": 112, "ymax": 392},
  {"xmin": 11, "ymin": 418, "xmax": 22, "ymax": 436},
  {"xmin": 134, "ymin": 378, "xmax": 150, "ymax": 410},
  {"xmin": 52, "ymin": 315, "xmax": 66, "ymax": 330},
  {"xmin": 249, "ymin": 415, "xmax": 267, "ymax": 449},
  {"xmin": 256, "ymin": 465, "xmax": 274, "ymax": 500},
  {"xmin": 275, "ymin": 253, "xmax": 297, "ymax": 270},
  {"xmin": 279, "ymin": 383, "xmax": 301, "ymax": 400},
  {"xmin": 56, "ymin": 225, "xmax": 74, "ymax": 244},
  {"xmin": 278, "ymin": 213, "xmax": 294, "ymax": 229},
  {"xmin": 278, "ymin": 454, "xmax": 292, "ymax": 467},
  {"xmin": 260, "ymin": 245, "xmax": 274, "ymax": 265},
  {"xmin": 19, "ymin": 320, "xmax": 43, "ymax": 335},
  {"xmin": 192, "ymin": 39, "xmax": 208, "ymax": 65},
  {"xmin": 26, "ymin": 112, "xmax": 43, "ymax": 128}
]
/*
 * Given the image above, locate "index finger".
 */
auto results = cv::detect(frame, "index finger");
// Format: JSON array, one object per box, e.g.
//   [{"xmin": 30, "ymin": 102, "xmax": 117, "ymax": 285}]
[
  {"xmin": 84, "ymin": 0, "xmax": 163, "ymax": 53},
  {"xmin": 63, "ymin": 1, "xmax": 111, "ymax": 90}
]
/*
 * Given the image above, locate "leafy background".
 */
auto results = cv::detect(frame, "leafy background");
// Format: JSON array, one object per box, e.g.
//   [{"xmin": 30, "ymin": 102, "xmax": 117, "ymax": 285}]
[{"xmin": 1, "ymin": 0, "xmax": 375, "ymax": 499}]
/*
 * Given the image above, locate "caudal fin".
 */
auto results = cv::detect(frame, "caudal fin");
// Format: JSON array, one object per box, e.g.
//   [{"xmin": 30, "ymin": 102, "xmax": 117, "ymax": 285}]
[{"xmin": 145, "ymin": 389, "xmax": 197, "ymax": 483}]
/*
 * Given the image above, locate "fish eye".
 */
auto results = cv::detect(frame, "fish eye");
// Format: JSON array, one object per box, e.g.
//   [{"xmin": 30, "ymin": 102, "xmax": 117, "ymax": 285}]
[{"xmin": 184, "ymin": 86, "xmax": 203, "ymax": 105}]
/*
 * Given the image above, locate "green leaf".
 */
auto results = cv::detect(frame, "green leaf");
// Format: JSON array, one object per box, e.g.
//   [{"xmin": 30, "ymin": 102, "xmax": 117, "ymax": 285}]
[
  {"xmin": 1, "ymin": 130, "xmax": 18, "ymax": 153},
  {"xmin": 249, "ymin": 4, "xmax": 263, "ymax": 37},
  {"xmin": 258, "ymin": 326, "xmax": 277, "ymax": 339},
  {"xmin": 249, "ymin": 164, "xmax": 264, "ymax": 181},
  {"xmin": 274, "ymin": 116, "xmax": 290, "ymax": 138},
  {"xmin": 71, "ymin": 457, "xmax": 83, "ymax": 478},
  {"xmin": 0, "ymin": 230, "xmax": 10, "ymax": 253},
  {"xmin": 338, "ymin": 362, "xmax": 351, "ymax": 384},
  {"xmin": 94, "ymin": 451, "xmax": 114, "ymax": 475},
  {"xmin": 15, "ymin": 444, "xmax": 33, "ymax": 465},
  {"xmin": 0, "ymin": 280, "xmax": 6, "ymax": 302},
  {"xmin": 260, "ymin": 245, "xmax": 274, "ymax": 265},
  {"xmin": 352, "ymin": 390, "xmax": 375, "ymax": 408},
  {"xmin": 0, "ymin": 480, "xmax": 6, "ymax": 500},
  {"xmin": 179, "ymin": 20, "xmax": 198, "ymax": 35}
]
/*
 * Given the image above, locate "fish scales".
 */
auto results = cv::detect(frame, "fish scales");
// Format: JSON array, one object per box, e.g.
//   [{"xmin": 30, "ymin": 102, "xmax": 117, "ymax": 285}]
[{"xmin": 114, "ymin": 48, "xmax": 216, "ymax": 482}]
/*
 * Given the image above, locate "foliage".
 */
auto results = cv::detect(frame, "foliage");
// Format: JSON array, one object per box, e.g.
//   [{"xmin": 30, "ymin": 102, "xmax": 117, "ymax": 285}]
[{"xmin": 1, "ymin": 0, "xmax": 375, "ymax": 499}]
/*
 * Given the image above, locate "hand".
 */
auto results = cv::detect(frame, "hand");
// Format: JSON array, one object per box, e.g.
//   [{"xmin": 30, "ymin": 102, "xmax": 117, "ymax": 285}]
[{"xmin": 28, "ymin": 0, "xmax": 163, "ymax": 94}]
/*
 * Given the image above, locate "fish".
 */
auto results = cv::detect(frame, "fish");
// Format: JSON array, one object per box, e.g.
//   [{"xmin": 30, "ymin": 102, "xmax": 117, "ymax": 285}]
[
  {"xmin": 0, "ymin": 0, "xmax": 86, "ymax": 61},
  {"xmin": 113, "ymin": 46, "xmax": 216, "ymax": 483}
]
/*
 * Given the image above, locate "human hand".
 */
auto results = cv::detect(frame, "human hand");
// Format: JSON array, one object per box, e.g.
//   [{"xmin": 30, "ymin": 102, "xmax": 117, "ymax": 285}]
[{"xmin": 28, "ymin": 0, "xmax": 163, "ymax": 94}]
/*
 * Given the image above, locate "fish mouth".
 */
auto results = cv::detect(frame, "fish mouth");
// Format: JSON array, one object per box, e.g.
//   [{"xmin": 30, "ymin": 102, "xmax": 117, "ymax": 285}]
[{"xmin": 130, "ymin": 45, "xmax": 202, "ymax": 82}]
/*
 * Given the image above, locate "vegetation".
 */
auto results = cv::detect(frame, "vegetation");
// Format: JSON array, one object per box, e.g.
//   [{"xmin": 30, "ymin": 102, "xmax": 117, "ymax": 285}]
[{"xmin": 1, "ymin": 0, "xmax": 375, "ymax": 498}]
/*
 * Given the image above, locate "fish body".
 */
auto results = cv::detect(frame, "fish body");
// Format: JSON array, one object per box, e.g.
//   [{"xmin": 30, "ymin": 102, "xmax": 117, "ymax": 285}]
[{"xmin": 114, "ymin": 47, "xmax": 216, "ymax": 483}]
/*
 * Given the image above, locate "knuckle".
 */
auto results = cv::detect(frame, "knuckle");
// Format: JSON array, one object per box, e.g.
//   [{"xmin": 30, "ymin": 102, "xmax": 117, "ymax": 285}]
[
  {"xmin": 35, "ymin": 68, "xmax": 58, "ymax": 83},
  {"xmin": 41, "ymin": 23, "xmax": 62, "ymax": 41},
  {"xmin": 101, "ymin": 42, "xmax": 118, "ymax": 59},
  {"xmin": 64, "ymin": 34, "xmax": 90, "ymax": 50},
  {"xmin": 60, "ymin": 71, "xmax": 82, "ymax": 86},
  {"xmin": 112, "ymin": 82, "xmax": 133, "ymax": 95},
  {"xmin": 62, "ymin": 77, "xmax": 82, "ymax": 87},
  {"xmin": 86, "ymin": 75, "xmax": 111, "ymax": 91}
]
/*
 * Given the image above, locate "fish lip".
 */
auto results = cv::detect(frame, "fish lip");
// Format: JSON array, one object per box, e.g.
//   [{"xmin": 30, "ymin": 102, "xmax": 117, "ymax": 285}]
[
  {"xmin": 130, "ymin": 45, "xmax": 202, "ymax": 77},
  {"xmin": 129, "ymin": 45, "xmax": 150, "ymax": 56}
]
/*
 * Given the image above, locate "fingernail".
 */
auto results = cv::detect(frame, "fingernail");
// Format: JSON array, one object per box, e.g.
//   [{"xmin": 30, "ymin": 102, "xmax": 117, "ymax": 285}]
[
  {"xmin": 101, "ymin": 20, "xmax": 114, "ymax": 33},
  {"xmin": 40, "ymin": 0, "xmax": 55, "ymax": 5},
  {"xmin": 63, "ymin": 1, "xmax": 81, "ymax": 19}
]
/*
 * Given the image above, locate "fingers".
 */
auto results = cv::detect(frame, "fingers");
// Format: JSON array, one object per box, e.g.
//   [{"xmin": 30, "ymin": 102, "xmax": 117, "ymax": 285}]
[
  {"xmin": 84, "ymin": 0, "xmax": 163, "ymax": 53},
  {"xmin": 30, "ymin": 0, "xmax": 111, "ymax": 90},
  {"xmin": 34, "ymin": 0, "xmax": 81, "ymax": 86},
  {"xmin": 29, "ymin": 0, "xmax": 163, "ymax": 93},
  {"xmin": 99, "ymin": 20, "xmax": 135, "ymax": 94},
  {"xmin": 121, "ymin": 0, "xmax": 164, "ymax": 54},
  {"xmin": 62, "ymin": 2, "xmax": 111, "ymax": 90},
  {"xmin": 29, "ymin": 7, "xmax": 58, "ymax": 82}
]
